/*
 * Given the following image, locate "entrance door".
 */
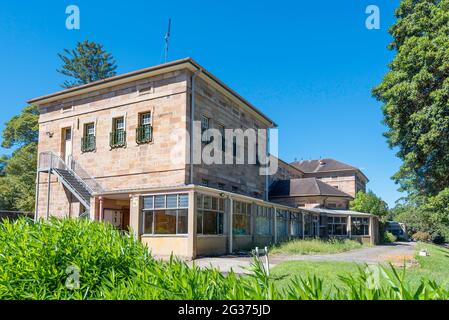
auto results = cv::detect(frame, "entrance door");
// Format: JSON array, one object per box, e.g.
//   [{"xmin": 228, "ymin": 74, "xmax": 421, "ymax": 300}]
[
  {"xmin": 62, "ymin": 128, "xmax": 72, "ymax": 165},
  {"xmin": 103, "ymin": 209, "xmax": 123, "ymax": 229}
]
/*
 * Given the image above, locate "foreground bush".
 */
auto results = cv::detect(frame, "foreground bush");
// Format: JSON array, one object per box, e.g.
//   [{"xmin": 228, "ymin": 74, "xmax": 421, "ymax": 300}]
[
  {"xmin": 382, "ymin": 232, "xmax": 397, "ymax": 244},
  {"xmin": 0, "ymin": 218, "xmax": 448, "ymax": 300},
  {"xmin": 412, "ymin": 231, "xmax": 432, "ymax": 243},
  {"xmin": 270, "ymin": 238, "xmax": 363, "ymax": 255}
]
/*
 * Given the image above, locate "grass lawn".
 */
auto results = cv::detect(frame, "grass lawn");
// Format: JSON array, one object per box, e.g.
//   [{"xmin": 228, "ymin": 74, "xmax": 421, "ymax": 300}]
[
  {"xmin": 270, "ymin": 238, "xmax": 363, "ymax": 255},
  {"xmin": 271, "ymin": 242, "xmax": 449, "ymax": 292}
]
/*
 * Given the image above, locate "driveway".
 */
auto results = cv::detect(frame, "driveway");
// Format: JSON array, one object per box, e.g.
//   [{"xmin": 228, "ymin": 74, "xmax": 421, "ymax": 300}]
[{"xmin": 191, "ymin": 242, "xmax": 417, "ymax": 274}]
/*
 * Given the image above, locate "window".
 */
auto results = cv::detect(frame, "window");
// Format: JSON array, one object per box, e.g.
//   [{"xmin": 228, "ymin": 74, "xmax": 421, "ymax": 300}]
[
  {"xmin": 218, "ymin": 183, "xmax": 225, "ymax": 190},
  {"xmin": 218, "ymin": 124, "xmax": 225, "ymax": 152},
  {"xmin": 201, "ymin": 179, "xmax": 209, "ymax": 187},
  {"xmin": 327, "ymin": 203, "xmax": 337, "ymax": 209},
  {"xmin": 115, "ymin": 117, "xmax": 124, "ymax": 130},
  {"xmin": 61, "ymin": 103, "xmax": 73, "ymax": 112},
  {"xmin": 110, "ymin": 117, "xmax": 126, "ymax": 148},
  {"xmin": 255, "ymin": 206, "xmax": 272, "ymax": 236},
  {"xmin": 352, "ymin": 217, "xmax": 370, "ymax": 236},
  {"xmin": 137, "ymin": 112, "xmax": 153, "ymax": 144},
  {"xmin": 81, "ymin": 123, "xmax": 96, "ymax": 152},
  {"xmin": 232, "ymin": 186, "xmax": 239, "ymax": 193},
  {"xmin": 201, "ymin": 116, "xmax": 210, "ymax": 143},
  {"xmin": 328, "ymin": 216, "xmax": 347, "ymax": 236},
  {"xmin": 290, "ymin": 212, "xmax": 302, "ymax": 237},
  {"xmin": 138, "ymin": 84, "xmax": 153, "ymax": 95},
  {"xmin": 142, "ymin": 194, "xmax": 189, "ymax": 235},
  {"xmin": 233, "ymin": 201, "xmax": 251, "ymax": 235},
  {"xmin": 276, "ymin": 210, "xmax": 288, "ymax": 238},
  {"xmin": 196, "ymin": 194, "xmax": 224, "ymax": 235}
]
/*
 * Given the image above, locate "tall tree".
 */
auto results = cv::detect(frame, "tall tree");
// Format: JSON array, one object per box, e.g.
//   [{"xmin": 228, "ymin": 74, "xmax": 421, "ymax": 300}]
[
  {"xmin": 0, "ymin": 106, "xmax": 39, "ymax": 212},
  {"xmin": 373, "ymin": 0, "xmax": 449, "ymax": 196},
  {"xmin": 350, "ymin": 190, "xmax": 389, "ymax": 219},
  {"xmin": 57, "ymin": 40, "xmax": 117, "ymax": 89}
]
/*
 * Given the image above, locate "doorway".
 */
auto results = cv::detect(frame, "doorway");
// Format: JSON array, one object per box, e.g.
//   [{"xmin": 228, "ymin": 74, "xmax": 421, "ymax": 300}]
[
  {"xmin": 62, "ymin": 127, "xmax": 72, "ymax": 165},
  {"xmin": 103, "ymin": 208, "xmax": 130, "ymax": 231}
]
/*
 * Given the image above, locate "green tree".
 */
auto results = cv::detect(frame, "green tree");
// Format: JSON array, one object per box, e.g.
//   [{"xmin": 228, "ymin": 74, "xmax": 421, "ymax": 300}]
[
  {"xmin": 373, "ymin": 0, "xmax": 449, "ymax": 196},
  {"xmin": 0, "ymin": 106, "xmax": 39, "ymax": 212},
  {"xmin": 350, "ymin": 190, "xmax": 389, "ymax": 219},
  {"xmin": 57, "ymin": 40, "xmax": 117, "ymax": 89},
  {"xmin": 1, "ymin": 105, "xmax": 39, "ymax": 149}
]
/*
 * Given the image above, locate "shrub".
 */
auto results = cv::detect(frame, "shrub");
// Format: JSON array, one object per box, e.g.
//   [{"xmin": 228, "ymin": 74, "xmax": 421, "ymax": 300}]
[
  {"xmin": 412, "ymin": 231, "xmax": 432, "ymax": 243},
  {"xmin": 270, "ymin": 238, "xmax": 362, "ymax": 255},
  {"xmin": 0, "ymin": 218, "xmax": 448, "ymax": 300},
  {"xmin": 382, "ymin": 232, "xmax": 397, "ymax": 244}
]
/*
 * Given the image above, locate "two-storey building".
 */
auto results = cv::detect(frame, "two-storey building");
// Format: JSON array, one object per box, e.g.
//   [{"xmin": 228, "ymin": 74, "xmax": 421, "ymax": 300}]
[{"xmin": 30, "ymin": 58, "xmax": 379, "ymax": 259}]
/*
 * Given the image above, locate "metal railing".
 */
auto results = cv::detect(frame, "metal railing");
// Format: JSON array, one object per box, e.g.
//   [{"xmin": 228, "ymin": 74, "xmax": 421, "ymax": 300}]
[
  {"xmin": 38, "ymin": 151, "xmax": 94, "ymax": 195},
  {"xmin": 136, "ymin": 125, "xmax": 153, "ymax": 144},
  {"xmin": 81, "ymin": 135, "xmax": 96, "ymax": 153},
  {"xmin": 110, "ymin": 130, "xmax": 126, "ymax": 148},
  {"xmin": 68, "ymin": 155, "xmax": 104, "ymax": 193}
]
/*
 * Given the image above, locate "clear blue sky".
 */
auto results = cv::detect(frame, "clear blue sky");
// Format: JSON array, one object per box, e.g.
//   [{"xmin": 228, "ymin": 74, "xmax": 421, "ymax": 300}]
[{"xmin": 0, "ymin": 0, "xmax": 403, "ymax": 206}]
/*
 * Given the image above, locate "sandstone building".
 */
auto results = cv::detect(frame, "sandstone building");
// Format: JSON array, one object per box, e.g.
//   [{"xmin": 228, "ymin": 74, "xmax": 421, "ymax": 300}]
[{"xmin": 30, "ymin": 58, "xmax": 379, "ymax": 259}]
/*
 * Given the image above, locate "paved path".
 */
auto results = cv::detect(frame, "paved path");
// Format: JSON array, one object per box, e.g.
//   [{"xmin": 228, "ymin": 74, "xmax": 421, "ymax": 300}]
[{"xmin": 191, "ymin": 242, "xmax": 417, "ymax": 274}]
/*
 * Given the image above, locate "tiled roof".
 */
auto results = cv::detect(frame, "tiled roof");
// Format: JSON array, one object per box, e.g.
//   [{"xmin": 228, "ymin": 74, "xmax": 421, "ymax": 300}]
[
  {"xmin": 290, "ymin": 158, "xmax": 358, "ymax": 173},
  {"xmin": 269, "ymin": 178, "xmax": 353, "ymax": 198}
]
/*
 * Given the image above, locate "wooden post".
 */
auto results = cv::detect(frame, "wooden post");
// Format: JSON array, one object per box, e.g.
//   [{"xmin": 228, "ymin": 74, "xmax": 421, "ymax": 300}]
[
  {"xmin": 302, "ymin": 211, "xmax": 305, "ymax": 239},
  {"xmin": 46, "ymin": 159, "xmax": 52, "ymax": 220},
  {"xmin": 273, "ymin": 207, "xmax": 277, "ymax": 244},
  {"xmin": 99, "ymin": 197, "xmax": 104, "ymax": 221},
  {"xmin": 187, "ymin": 190, "xmax": 197, "ymax": 259},
  {"xmin": 347, "ymin": 215, "xmax": 352, "ymax": 239},
  {"xmin": 34, "ymin": 172, "xmax": 40, "ymax": 222},
  {"xmin": 229, "ymin": 198, "xmax": 233, "ymax": 254}
]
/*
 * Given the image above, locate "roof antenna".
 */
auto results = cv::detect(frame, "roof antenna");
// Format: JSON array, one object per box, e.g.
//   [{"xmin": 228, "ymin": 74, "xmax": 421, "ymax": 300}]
[{"xmin": 164, "ymin": 18, "xmax": 172, "ymax": 63}]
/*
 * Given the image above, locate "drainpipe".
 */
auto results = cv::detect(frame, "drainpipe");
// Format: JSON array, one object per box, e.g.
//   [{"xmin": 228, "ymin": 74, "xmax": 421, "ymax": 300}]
[
  {"xmin": 190, "ymin": 68, "xmax": 202, "ymax": 185},
  {"xmin": 265, "ymin": 129, "xmax": 270, "ymax": 201}
]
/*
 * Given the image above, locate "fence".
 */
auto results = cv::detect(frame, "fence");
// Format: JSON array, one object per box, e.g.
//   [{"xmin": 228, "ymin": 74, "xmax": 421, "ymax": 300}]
[{"xmin": 0, "ymin": 210, "xmax": 34, "ymax": 221}]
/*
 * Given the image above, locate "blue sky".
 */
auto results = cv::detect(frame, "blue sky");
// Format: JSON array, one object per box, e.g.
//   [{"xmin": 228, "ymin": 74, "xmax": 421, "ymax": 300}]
[{"xmin": 0, "ymin": 0, "xmax": 403, "ymax": 206}]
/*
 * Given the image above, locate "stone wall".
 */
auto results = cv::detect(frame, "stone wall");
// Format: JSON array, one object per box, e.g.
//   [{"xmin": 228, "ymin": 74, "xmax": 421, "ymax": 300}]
[
  {"xmin": 269, "ymin": 156, "xmax": 304, "ymax": 185},
  {"xmin": 189, "ymin": 76, "xmax": 271, "ymax": 199},
  {"xmin": 302, "ymin": 171, "xmax": 356, "ymax": 197},
  {"xmin": 36, "ymin": 70, "xmax": 191, "ymax": 218},
  {"xmin": 270, "ymin": 195, "xmax": 351, "ymax": 209}
]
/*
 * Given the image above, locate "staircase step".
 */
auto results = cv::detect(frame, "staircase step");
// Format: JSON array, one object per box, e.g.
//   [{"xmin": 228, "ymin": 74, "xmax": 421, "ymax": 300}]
[{"xmin": 52, "ymin": 168, "xmax": 93, "ymax": 206}]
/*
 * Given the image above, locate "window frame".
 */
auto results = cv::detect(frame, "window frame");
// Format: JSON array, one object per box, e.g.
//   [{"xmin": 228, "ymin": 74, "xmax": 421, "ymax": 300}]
[
  {"xmin": 233, "ymin": 201, "xmax": 252, "ymax": 236},
  {"xmin": 351, "ymin": 217, "xmax": 370, "ymax": 236},
  {"xmin": 141, "ymin": 194, "xmax": 189, "ymax": 235},
  {"xmin": 81, "ymin": 123, "xmax": 96, "ymax": 153},
  {"xmin": 110, "ymin": 116, "xmax": 126, "ymax": 148},
  {"xmin": 328, "ymin": 216, "xmax": 348, "ymax": 236},
  {"xmin": 196, "ymin": 194, "xmax": 225, "ymax": 236},
  {"xmin": 137, "ymin": 112, "xmax": 153, "ymax": 144},
  {"xmin": 201, "ymin": 115, "xmax": 211, "ymax": 143},
  {"xmin": 255, "ymin": 205, "xmax": 273, "ymax": 236}
]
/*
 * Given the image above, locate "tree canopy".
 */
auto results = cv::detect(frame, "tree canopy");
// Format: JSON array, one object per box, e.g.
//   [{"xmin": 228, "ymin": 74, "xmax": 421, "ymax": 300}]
[
  {"xmin": 57, "ymin": 40, "xmax": 117, "ymax": 89},
  {"xmin": 0, "ymin": 106, "xmax": 39, "ymax": 212},
  {"xmin": 373, "ymin": 0, "xmax": 449, "ymax": 196},
  {"xmin": 349, "ymin": 190, "xmax": 389, "ymax": 219},
  {"xmin": 1, "ymin": 105, "xmax": 39, "ymax": 149}
]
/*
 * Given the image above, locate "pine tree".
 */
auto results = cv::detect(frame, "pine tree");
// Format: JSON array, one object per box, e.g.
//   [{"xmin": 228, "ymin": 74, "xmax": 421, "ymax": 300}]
[{"xmin": 57, "ymin": 40, "xmax": 117, "ymax": 89}]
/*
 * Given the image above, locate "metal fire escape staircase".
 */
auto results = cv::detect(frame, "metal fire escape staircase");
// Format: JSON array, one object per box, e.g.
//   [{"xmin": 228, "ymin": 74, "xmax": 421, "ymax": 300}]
[{"xmin": 37, "ymin": 152, "xmax": 104, "ymax": 215}]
